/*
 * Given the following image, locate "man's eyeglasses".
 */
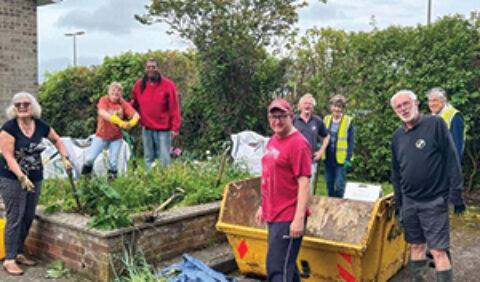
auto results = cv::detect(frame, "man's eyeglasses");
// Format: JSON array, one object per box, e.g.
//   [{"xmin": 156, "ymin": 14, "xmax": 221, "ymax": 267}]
[
  {"xmin": 14, "ymin": 102, "xmax": 31, "ymax": 109},
  {"xmin": 393, "ymin": 101, "xmax": 411, "ymax": 111},
  {"xmin": 268, "ymin": 113, "xmax": 290, "ymax": 120}
]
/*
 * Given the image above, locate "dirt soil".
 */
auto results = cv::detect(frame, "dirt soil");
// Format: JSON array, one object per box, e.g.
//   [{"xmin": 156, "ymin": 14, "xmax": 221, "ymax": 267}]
[{"xmin": 464, "ymin": 190, "xmax": 480, "ymax": 206}]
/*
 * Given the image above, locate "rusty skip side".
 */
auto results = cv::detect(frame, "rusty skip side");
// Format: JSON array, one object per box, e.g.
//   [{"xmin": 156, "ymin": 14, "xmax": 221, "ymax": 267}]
[
  {"xmin": 219, "ymin": 177, "xmax": 374, "ymax": 245},
  {"xmin": 307, "ymin": 196, "xmax": 374, "ymax": 245},
  {"xmin": 219, "ymin": 177, "xmax": 263, "ymax": 229}
]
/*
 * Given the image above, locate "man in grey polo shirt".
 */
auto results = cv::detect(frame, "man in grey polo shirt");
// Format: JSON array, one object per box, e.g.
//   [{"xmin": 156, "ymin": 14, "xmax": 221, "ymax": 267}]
[
  {"xmin": 293, "ymin": 94, "xmax": 330, "ymax": 194},
  {"xmin": 391, "ymin": 90, "xmax": 465, "ymax": 282}
]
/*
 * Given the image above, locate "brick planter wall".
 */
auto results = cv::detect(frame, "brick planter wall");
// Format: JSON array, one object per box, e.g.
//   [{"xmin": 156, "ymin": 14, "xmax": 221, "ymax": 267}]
[{"xmin": 0, "ymin": 201, "xmax": 225, "ymax": 281}]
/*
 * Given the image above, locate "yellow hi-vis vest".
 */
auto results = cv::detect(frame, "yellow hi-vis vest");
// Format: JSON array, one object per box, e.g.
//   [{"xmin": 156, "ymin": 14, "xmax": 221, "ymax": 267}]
[
  {"xmin": 322, "ymin": 114, "xmax": 353, "ymax": 164},
  {"xmin": 441, "ymin": 106, "xmax": 466, "ymax": 149},
  {"xmin": 441, "ymin": 107, "xmax": 459, "ymax": 130}
]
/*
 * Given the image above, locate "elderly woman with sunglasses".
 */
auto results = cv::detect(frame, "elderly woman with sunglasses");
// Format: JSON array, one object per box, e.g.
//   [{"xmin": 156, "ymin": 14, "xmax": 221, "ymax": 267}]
[{"xmin": 0, "ymin": 92, "xmax": 72, "ymax": 275}]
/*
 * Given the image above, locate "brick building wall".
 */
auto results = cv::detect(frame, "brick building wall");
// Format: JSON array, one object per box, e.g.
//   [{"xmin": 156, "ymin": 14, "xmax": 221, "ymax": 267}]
[{"xmin": 0, "ymin": 0, "xmax": 38, "ymax": 122}]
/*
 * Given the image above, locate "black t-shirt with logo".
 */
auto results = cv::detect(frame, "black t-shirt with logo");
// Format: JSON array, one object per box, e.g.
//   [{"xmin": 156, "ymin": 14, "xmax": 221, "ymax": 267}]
[
  {"xmin": 0, "ymin": 118, "xmax": 51, "ymax": 181},
  {"xmin": 391, "ymin": 115, "xmax": 463, "ymax": 203}
]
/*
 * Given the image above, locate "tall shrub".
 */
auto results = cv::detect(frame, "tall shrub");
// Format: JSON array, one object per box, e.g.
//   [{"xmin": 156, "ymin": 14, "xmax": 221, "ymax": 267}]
[{"xmin": 292, "ymin": 15, "xmax": 480, "ymax": 188}]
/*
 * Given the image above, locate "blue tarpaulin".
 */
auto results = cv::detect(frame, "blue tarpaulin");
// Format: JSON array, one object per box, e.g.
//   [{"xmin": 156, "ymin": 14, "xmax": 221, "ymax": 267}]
[{"xmin": 155, "ymin": 254, "xmax": 236, "ymax": 282}]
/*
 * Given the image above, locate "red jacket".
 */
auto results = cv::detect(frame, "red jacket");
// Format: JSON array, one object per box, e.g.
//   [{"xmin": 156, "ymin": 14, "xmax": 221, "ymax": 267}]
[{"xmin": 130, "ymin": 77, "xmax": 181, "ymax": 131}]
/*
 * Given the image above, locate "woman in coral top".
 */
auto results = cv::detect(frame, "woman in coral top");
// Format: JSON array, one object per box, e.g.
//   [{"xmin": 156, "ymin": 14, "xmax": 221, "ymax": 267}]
[{"xmin": 81, "ymin": 82, "xmax": 139, "ymax": 178}]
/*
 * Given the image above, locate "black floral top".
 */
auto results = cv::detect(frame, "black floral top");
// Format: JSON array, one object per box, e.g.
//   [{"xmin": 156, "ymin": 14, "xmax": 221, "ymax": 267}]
[{"xmin": 0, "ymin": 118, "xmax": 50, "ymax": 181}]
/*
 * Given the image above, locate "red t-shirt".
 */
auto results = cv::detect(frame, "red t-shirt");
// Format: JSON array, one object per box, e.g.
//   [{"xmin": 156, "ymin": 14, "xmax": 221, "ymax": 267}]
[
  {"xmin": 130, "ymin": 77, "xmax": 181, "ymax": 132},
  {"xmin": 96, "ymin": 96, "xmax": 137, "ymax": 140},
  {"xmin": 261, "ymin": 131, "xmax": 312, "ymax": 222}
]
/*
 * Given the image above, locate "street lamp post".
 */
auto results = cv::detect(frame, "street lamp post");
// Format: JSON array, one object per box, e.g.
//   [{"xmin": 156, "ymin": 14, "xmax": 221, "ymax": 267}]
[
  {"xmin": 427, "ymin": 0, "xmax": 432, "ymax": 25},
  {"xmin": 64, "ymin": 31, "xmax": 85, "ymax": 66}
]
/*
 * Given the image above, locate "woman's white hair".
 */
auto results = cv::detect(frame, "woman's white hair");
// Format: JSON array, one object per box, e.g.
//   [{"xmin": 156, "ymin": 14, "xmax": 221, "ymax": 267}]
[
  {"xmin": 390, "ymin": 90, "xmax": 418, "ymax": 108},
  {"xmin": 5, "ymin": 92, "xmax": 42, "ymax": 119}
]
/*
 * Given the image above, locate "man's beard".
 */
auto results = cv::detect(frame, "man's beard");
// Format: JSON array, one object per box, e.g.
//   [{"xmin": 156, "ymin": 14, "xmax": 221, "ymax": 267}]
[{"xmin": 397, "ymin": 106, "xmax": 419, "ymax": 123}]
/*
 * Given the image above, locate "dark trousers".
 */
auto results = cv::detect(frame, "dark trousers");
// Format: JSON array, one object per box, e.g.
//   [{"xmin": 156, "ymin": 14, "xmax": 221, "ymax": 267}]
[
  {"xmin": 0, "ymin": 177, "xmax": 41, "ymax": 259},
  {"xmin": 266, "ymin": 221, "xmax": 303, "ymax": 282},
  {"xmin": 324, "ymin": 163, "xmax": 346, "ymax": 198}
]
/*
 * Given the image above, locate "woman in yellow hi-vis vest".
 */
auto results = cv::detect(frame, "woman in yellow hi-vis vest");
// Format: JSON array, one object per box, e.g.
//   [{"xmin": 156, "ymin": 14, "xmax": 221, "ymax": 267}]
[{"xmin": 322, "ymin": 95, "xmax": 354, "ymax": 198}]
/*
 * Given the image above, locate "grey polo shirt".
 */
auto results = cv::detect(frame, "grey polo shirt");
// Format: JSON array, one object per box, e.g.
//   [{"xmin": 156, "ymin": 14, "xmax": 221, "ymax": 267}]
[{"xmin": 293, "ymin": 114, "xmax": 329, "ymax": 156}]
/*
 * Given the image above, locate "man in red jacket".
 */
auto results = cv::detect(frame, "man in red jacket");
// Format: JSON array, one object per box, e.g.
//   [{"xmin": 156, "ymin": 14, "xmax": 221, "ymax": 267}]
[{"xmin": 130, "ymin": 58, "xmax": 181, "ymax": 168}]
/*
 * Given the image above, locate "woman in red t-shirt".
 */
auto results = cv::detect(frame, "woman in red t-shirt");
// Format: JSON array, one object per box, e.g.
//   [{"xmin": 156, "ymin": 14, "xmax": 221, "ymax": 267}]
[{"xmin": 81, "ymin": 82, "xmax": 139, "ymax": 177}]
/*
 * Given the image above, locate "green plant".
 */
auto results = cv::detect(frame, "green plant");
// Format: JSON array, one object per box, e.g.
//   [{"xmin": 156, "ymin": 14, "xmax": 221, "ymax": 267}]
[
  {"xmin": 39, "ymin": 154, "xmax": 251, "ymax": 229},
  {"xmin": 111, "ymin": 243, "xmax": 159, "ymax": 282},
  {"xmin": 45, "ymin": 260, "xmax": 71, "ymax": 279}
]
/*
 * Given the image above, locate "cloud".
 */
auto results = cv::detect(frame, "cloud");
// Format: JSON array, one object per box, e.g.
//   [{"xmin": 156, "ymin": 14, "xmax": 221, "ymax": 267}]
[
  {"xmin": 55, "ymin": 0, "xmax": 147, "ymax": 35},
  {"xmin": 299, "ymin": 0, "xmax": 426, "ymax": 31},
  {"xmin": 300, "ymin": 2, "xmax": 347, "ymax": 22}
]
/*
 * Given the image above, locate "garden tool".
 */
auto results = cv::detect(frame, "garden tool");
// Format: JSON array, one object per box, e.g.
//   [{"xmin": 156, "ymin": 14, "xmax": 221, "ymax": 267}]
[
  {"xmin": 121, "ymin": 129, "xmax": 137, "ymax": 172},
  {"xmin": 215, "ymin": 142, "xmax": 231, "ymax": 188},
  {"xmin": 146, "ymin": 187, "xmax": 185, "ymax": 223},
  {"xmin": 66, "ymin": 167, "xmax": 83, "ymax": 213},
  {"xmin": 313, "ymin": 159, "xmax": 321, "ymax": 195},
  {"xmin": 42, "ymin": 151, "xmax": 59, "ymax": 166}
]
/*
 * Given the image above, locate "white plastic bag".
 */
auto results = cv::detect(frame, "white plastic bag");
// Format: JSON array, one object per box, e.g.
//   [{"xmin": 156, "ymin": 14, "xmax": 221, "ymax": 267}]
[
  {"xmin": 230, "ymin": 131, "xmax": 269, "ymax": 175},
  {"xmin": 41, "ymin": 135, "xmax": 130, "ymax": 179}
]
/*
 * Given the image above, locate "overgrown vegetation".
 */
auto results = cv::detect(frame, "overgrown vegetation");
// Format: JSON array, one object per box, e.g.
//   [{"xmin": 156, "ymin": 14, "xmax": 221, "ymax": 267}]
[
  {"xmin": 39, "ymin": 14, "xmax": 480, "ymax": 189},
  {"xmin": 39, "ymin": 155, "xmax": 251, "ymax": 230}
]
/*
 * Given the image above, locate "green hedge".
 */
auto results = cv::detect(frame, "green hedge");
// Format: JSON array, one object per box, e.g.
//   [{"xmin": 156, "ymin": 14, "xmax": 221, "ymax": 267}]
[
  {"xmin": 291, "ymin": 15, "xmax": 480, "ymax": 189},
  {"xmin": 39, "ymin": 15, "xmax": 480, "ymax": 189}
]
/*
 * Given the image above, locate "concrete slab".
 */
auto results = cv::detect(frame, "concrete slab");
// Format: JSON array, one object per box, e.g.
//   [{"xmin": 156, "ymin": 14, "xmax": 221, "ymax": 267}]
[{"xmin": 0, "ymin": 258, "xmax": 84, "ymax": 282}]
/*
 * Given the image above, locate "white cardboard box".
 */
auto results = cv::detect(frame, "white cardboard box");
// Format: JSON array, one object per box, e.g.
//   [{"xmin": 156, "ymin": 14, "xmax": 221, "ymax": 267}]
[{"xmin": 343, "ymin": 182, "xmax": 382, "ymax": 202}]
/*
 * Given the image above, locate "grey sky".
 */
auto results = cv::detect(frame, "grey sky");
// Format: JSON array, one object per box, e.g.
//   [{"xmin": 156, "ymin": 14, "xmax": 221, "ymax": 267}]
[{"xmin": 38, "ymin": 0, "xmax": 479, "ymax": 82}]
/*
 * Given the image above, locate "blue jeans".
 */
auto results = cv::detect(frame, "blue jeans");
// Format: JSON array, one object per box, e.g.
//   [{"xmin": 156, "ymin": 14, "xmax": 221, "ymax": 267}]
[
  {"xmin": 143, "ymin": 128, "xmax": 171, "ymax": 168},
  {"xmin": 84, "ymin": 137, "xmax": 123, "ymax": 171},
  {"xmin": 324, "ymin": 163, "xmax": 346, "ymax": 198}
]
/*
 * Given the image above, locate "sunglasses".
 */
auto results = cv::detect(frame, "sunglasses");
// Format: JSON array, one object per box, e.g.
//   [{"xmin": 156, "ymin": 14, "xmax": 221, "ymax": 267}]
[{"xmin": 14, "ymin": 102, "xmax": 31, "ymax": 108}]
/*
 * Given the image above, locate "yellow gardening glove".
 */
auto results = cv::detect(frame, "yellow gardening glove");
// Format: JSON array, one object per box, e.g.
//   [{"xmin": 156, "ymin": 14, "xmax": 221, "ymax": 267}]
[
  {"xmin": 109, "ymin": 114, "xmax": 129, "ymax": 129},
  {"xmin": 119, "ymin": 121, "xmax": 130, "ymax": 129},
  {"xmin": 128, "ymin": 116, "xmax": 138, "ymax": 127},
  {"xmin": 19, "ymin": 175, "xmax": 35, "ymax": 193},
  {"xmin": 109, "ymin": 114, "xmax": 123, "ymax": 126},
  {"xmin": 124, "ymin": 116, "xmax": 138, "ymax": 129},
  {"xmin": 61, "ymin": 155, "xmax": 73, "ymax": 171}
]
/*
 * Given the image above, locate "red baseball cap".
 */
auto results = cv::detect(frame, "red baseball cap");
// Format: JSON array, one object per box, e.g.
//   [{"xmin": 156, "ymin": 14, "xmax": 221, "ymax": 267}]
[{"xmin": 268, "ymin": 98, "xmax": 292, "ymax": 113}]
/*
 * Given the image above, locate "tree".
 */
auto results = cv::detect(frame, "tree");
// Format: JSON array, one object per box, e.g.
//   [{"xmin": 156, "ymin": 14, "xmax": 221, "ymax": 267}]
[{"xmin": 136, "ymin": 0, "xmax": 326, "ymax": 150}]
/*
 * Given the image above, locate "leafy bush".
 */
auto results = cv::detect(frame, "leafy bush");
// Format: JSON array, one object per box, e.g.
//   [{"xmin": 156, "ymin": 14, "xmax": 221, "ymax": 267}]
[
  {"xmin": 291, "ymin": 14, "xmax": 480, "ymax": 188},
  {"xmin": 39, "ymin": 155, "xmax": 251, "ymax": 229},
  {"xmin": 39, "ymin": 50, "xmax": 198, "ymax": 157}
]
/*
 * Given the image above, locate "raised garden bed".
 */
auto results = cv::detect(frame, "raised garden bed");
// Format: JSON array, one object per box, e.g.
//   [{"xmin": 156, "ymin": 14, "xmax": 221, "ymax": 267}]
[{"xmin": 0, "ymin": 200, "xmax": 225, "ymax": 281}]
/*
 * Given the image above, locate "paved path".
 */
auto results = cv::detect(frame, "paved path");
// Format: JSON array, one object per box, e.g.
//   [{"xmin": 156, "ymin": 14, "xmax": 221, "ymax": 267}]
[{"xmin": 0, "ymin": 260, "xmax": 80, "ymax": 282}]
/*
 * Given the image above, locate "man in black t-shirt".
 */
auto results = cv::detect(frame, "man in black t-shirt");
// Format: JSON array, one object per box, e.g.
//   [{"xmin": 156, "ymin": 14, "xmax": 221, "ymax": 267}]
[
  {"xmin": 293, "ymin": 94, "xmax": 330, "ymax": 194},
  {"xmin": 390, "ymin": 90, "xmax": 465, "ymax": 282}
]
